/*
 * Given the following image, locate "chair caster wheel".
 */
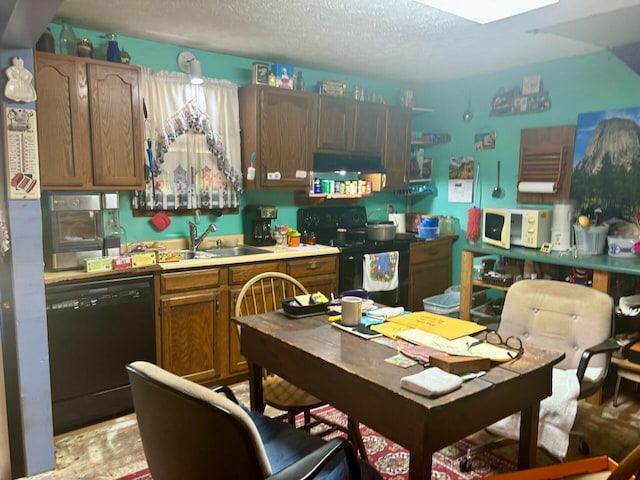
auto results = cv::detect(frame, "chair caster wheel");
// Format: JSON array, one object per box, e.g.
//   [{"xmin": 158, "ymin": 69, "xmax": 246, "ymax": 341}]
[
  {"xmin": 459, "ymin": 456, "xmax": 472, "ymax": 472},
  {"xmin": 578, "ymin": 439, "xmax": 590, "ymax": 456}
]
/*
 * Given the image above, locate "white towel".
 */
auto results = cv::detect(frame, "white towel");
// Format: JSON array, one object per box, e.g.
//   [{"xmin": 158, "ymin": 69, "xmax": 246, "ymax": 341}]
[
  {"xmin": 366, "ymin": 306, "xmax": 405, "ymax": 320},
  {"xmin": 363, "ymin": 251, "xmax": 399, "ymax": 292},
  {"xmin": 619, "ymin": 294, "xmax": 640, "ymax": 316},
  {"xmin": 401, "ymin": 367, "xmax": 463, "ymax": 397},
  {"xmin": 486, "ymin": 367, "xmax": 601, "ymax": 460}
]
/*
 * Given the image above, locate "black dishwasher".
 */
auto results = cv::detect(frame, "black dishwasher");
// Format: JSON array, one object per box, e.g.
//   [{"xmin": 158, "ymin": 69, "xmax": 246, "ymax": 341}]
[{"xmin": 45, "ymin": 275, "xmax": 156, "ymax": 434}]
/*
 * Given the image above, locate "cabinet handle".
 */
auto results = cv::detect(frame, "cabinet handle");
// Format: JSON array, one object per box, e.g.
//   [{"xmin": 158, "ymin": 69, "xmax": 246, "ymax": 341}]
[
  {"xmin": 215, "ymin": 295, "xmax": 220, "ymax": 315},
  {"xmin": 427, "ymin": 248, "xmax": 438, "ymax": 257},
  {"xmin": 308, "ymin": 262, "xmax": 318, "ymax": 271}
]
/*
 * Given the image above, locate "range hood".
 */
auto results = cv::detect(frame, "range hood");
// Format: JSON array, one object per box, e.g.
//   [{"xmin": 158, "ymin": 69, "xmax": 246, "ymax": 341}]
[{"xmin": 313, "ymin": 153, "xmax": 385, "ymax": 174}]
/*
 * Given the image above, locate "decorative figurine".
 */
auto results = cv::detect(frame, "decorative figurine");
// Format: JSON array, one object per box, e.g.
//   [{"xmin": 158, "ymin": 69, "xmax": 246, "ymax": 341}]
[{"xmin": 4, "ymin": 57, "xmax": 37, "ymax": 103}]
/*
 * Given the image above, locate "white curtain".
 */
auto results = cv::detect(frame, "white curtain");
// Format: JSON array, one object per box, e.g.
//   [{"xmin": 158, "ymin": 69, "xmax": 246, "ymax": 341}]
[{"xmin": 134, "ymin": 68, "xmax": 242, "ymax": 210}]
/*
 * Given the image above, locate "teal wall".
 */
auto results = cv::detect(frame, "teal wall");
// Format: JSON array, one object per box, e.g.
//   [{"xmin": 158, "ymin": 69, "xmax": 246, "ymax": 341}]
[
  {"xmin": 409, "ymin": 51, "xmax": 640, "ymax": 285},
  {"xmin": 47, "ymin": 23, "xmax": 640, "ymax": 286}
]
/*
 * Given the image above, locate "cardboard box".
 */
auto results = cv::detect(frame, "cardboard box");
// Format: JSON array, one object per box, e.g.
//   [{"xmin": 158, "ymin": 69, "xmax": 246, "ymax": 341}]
[
  {"xmin": 156, "ymin": 250, "xmax": 182, "ymax": 263},
  {"xmin": 113, "ymin": 255, "xmax": 132, "ymax": 270},
  {"xmin": 252, "ymin": 62, "xmax": 269, "ymax": 85},
  {"xmin": 84, "ymin": 257, "xmax": 113, "ymax": 273},
  {"xmin": 429, "ymin": 354, "xmax": 490, "ymax": 374},
  {"xmin": 271, "ymin": 63, "xmax": 293, "ymax": 89},
  {"xmin": 317, "ymin": 80, "xmax": 346, "ymax": 96},
  {"xmin": 130, "ymin": 252, "xmax": 157, "ymax": 268},
  {"xmin": 487, "ymin": 455, "xmax": 618, "ymax": 480}
]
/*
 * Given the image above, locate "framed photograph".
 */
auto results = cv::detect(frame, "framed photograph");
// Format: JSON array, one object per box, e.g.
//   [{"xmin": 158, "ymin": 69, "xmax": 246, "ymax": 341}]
[
  {"xmin": 522, "ymin": 75, "xmax": 542, "ymax": 95},
  {"xmin": 474, "ymin": 132, "xmax": 496, "ymax": 152},
  {"xmin": 514, "ymin": 96, "xmax": 528, "ymax": 112},
  {"xmin": 252, "ymin": 62, "xmax": 269, "ymax": 85}
]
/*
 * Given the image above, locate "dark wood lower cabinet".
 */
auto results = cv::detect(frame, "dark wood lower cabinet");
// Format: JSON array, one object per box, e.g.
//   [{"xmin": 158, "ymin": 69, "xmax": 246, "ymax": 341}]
[
  {"xmin": 408, "ymin": 238, "xmax": 455, "ymax": 312},
  {"xmin": 156, "ymin": 255, "xmax": 338, "ymax": 386},
  {"xmin": 159, "ymin": 291, "xmax": 224, "ymax": 384}
]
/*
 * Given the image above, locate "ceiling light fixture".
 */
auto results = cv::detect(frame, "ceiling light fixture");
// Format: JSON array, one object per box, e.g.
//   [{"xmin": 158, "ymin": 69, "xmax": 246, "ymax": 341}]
[
  {"xmin": 414, "ymin": 0, "xmax": 559, "ymax": 24},
  {"xmin": 178, "ymin": 51, "xmax": 203, "ymax": 85}
]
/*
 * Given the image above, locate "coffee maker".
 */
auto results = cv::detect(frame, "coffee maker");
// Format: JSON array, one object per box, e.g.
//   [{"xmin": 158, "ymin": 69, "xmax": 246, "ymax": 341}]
[{"xmin": 243, "ymin": 205, "xmax": 277, "ymax": 246}]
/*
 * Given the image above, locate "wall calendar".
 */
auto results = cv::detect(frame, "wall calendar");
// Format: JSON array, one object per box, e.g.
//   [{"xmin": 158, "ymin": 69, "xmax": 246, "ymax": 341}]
[{"xmin": 4, "ymin": 107, "xmax": 40, "ymax": 199}]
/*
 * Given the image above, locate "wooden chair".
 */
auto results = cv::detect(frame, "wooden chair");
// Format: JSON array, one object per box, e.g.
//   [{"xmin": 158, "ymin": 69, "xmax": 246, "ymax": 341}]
[
  {"xmin": 235, "ymin": 271, "xmax": 367, "ymax": 460},
  {"xmin": 127, "ymin": 361, "xmax": 381, "ymax": 479}
]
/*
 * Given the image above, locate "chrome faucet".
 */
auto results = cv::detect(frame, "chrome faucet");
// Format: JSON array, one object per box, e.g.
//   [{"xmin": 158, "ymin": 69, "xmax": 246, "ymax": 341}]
[{"xmin": 187, "ymin": 221, "xmax": 217, "ymax": 251}]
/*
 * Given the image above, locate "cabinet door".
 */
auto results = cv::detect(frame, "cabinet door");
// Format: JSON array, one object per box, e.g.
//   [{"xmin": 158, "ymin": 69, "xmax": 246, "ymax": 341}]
[
  {"xmin": 87, "ymin": 63, "xmax": 145, "ymax": 189},
  {"xmin": 353, "ymin": 102, "xmax": 386, "ymax": 155},
  {"xmin": 384, "ymin": 106, "xmax": 412, "ymax": 189},
  {"xmin": 35, "ymin": 53, "xmax": 92, "ymax": 188},
  {"xmin": 259, "ymin": 88, "xmax": 317, "ymax": 189},
  {"xmin": 228, "ymin": 286, "xmax": 247, "ymax": 374},
  {"xmin": 408, "ymin": 258, "xmax": 452, "ymax": 312},
  {"xmin": 317, "ymin": 96, "xmax": 354, "ymax": 151},
  {"xmin": 159, "ymin": 290, "xmax": 225, "ymax": 384}
]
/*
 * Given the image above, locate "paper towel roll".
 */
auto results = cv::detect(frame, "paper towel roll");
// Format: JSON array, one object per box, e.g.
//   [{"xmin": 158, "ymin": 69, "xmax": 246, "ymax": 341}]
[
  {"xmin": 389, "ymin": 213, "xmax": 406, "ymax": 233},
  {"xmin": 518, "ymin": 181, "xmax": 556, "ymax": 193}
]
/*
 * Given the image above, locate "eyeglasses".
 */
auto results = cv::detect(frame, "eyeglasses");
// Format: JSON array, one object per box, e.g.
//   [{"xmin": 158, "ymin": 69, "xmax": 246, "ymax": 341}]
[{"xmin": 467, "ymin": 330, "xmax": 524, "ymax": 360}]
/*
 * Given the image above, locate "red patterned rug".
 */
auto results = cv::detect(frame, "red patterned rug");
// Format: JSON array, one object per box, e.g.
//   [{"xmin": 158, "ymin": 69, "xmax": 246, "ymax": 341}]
[{"xmin": 118, "ymin": 405, "xmax": 516, "ymax": 480}]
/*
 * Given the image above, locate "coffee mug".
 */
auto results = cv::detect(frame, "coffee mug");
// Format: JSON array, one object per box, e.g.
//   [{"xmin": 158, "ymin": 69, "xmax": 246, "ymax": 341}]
[{"xmin": 341, "ymin": 296, "xmax": 362, "ymax": 326}]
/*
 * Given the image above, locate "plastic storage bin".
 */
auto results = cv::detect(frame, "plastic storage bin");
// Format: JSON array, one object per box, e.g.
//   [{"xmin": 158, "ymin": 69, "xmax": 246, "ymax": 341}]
[
  {"xmin": 418, "ymin": 226, "xmax": 438, "ymax": 239},
  {"xmin": 573, "ymin": 224, "xmax": 608, "ymax": 255},
  {"xmin": 423, "ymin": 290, "xmax": 487, "ymax": 315}
]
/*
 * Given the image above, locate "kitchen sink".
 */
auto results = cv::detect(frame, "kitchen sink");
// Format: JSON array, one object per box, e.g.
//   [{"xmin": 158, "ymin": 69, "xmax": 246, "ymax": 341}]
[
  {"xmin": 179, "ymin": 250, "xmax": 219, "ymax": 260},
  {"xmin": 203, "ymin": 245, "xmax": 271, "ymax": 257}
]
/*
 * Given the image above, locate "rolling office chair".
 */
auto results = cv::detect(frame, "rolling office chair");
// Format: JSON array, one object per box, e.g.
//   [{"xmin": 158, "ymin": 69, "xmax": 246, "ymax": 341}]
[
  {"xmin": 461, "ymin": 279, "xmax": 618, "ymax": 472},
  {"xmin": 235, "ymin": 272, "xmax": 367, "ymax": 460},
  {"xmin": 127, "ymin": 361, "xmax": 381, "ymax": 480}
]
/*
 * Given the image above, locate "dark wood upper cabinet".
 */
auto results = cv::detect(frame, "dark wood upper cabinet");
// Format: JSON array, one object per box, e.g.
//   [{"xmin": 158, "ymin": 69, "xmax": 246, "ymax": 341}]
[
  {"xmin": 316, "ymin": 96, "xmax": 354, "ymax": 151},
  {"xmin": 239, "ymin": 85, "xmax": 317, "ymax": 190},
  {"xmin": 384, "ymin": 106, "xmax": 412, "ymax": 189},
  {"xmin": 34, "ymin": 52, "xmax": 145, "ymax": 190}
]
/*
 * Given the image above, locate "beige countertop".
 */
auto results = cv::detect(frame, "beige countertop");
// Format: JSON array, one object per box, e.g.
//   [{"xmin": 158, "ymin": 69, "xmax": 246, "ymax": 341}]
[{"xmin": 43, "ymin": 237, "xmax": 340, "ymax": 285}]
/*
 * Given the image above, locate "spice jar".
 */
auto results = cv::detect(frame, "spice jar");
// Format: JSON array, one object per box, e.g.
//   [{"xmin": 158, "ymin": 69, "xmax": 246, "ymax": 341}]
[{"xmin": 306, "ymin": 232, "xmax": 317, "ymax": 245}]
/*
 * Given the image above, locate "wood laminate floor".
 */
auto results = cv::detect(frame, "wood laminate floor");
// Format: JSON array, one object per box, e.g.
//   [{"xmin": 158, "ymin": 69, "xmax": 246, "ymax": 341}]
[{"xmin": 16, "ymin": 378, "xmax": 640, "ymax": 480}]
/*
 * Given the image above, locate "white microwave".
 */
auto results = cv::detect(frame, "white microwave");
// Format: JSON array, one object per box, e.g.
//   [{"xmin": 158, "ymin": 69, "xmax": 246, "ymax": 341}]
[{"xmin": 482, "ymin": 207, "xmax": 552, "ymax": 249}]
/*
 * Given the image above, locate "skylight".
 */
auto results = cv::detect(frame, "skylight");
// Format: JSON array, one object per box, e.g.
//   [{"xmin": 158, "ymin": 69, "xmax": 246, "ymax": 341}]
[{"xmin": 415, "ymin": 0, "xmax": 559, "ymax": 24}]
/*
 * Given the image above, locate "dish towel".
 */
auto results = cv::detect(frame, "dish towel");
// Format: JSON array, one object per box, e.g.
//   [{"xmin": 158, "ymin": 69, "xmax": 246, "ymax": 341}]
[
  {"xmin": 486, "ymin": 367, "xmax": 601, "ymax": 460},
  {"xmin": 363, "ymin": 251, "xmax": 399, "ymax": 292},
  {"xmin": 400, "ymin": 367, "xmax": 463, "ymax": 397},
  {"xmin": 366, "ymin": 306, "xmax": 405, "ymax": 320}
]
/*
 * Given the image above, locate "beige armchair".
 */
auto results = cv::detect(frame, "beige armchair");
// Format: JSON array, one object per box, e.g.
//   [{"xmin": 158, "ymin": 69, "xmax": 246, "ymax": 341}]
[{"xmin": 461, "ymin": 279, "xmax": 618, "ymax": 471}]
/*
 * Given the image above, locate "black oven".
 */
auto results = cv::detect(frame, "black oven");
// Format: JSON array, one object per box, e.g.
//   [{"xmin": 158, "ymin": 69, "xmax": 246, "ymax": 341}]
[
  {"xmin": 297, "ymin": 206, "xmax": 411, "ymax": 307},
  {"xmin": 339, "ymin": 239, "xmax": 410, "ymax": 307}
]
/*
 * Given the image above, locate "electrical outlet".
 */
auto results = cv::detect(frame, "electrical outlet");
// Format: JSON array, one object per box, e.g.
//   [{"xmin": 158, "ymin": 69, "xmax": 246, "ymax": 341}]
[{"xmin": 387, "ymin": 204, "xmax": 393, "ymax": 214}]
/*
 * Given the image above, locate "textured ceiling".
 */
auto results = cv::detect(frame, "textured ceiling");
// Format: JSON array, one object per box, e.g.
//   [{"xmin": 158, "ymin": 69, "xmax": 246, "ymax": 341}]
[{"xmin": 54, "ymin": 0, "xmax": 640, "ymax": 83}]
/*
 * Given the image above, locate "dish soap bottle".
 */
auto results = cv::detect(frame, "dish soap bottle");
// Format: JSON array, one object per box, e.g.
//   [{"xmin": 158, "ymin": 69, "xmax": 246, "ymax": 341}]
[{"xmin": 59, "ymin": 21, "xmax": 77, "ymax": 56}]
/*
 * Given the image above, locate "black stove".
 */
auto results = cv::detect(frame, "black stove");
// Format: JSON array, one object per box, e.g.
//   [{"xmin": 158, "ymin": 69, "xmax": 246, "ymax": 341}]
[
  {"xmin": 297, "ymin": 206, "xmax": 410, "ymax": 307},
  {"xmin": 297, "ymin": 206, "xmax": 411, "ymax": 250}
]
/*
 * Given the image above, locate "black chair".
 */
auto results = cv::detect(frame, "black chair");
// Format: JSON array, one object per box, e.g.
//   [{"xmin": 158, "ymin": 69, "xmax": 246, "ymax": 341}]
[{"xmin": 127, "ymin": 361, "xmax": 381, "ymax": 479}]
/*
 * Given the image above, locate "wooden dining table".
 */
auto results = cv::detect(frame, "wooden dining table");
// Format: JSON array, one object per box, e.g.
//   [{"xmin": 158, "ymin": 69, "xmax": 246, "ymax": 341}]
[{"xmin": 234, "ymin": 312, "xmax": 565, "ymax": 480}]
